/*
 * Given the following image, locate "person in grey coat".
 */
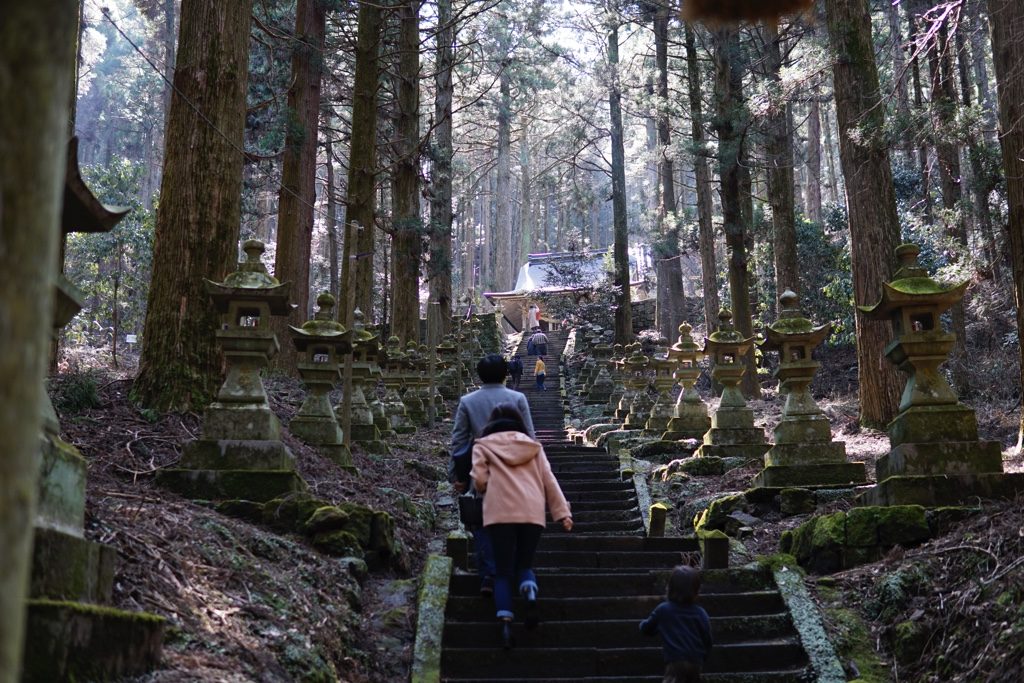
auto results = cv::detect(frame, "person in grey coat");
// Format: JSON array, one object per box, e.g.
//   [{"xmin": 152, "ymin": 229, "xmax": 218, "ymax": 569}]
[{"xmin": 449, "ymin": 354, "xmax": 536, "ymax": 595}]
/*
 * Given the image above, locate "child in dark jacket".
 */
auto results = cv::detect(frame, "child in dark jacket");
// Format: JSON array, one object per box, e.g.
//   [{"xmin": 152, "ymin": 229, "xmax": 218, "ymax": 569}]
[{"xmin": 639, "ymin": 565, "xmax": 713, "ymax": 683}]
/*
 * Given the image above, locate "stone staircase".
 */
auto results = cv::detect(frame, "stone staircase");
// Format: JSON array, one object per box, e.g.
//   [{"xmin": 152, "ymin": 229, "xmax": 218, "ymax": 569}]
[{"xmin": 439, "ymin": 330, "xmax": 813, "ymax": 681}]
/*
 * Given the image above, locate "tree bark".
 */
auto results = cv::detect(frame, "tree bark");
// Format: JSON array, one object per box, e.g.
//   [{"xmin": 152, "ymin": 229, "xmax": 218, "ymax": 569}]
[
  {"xmin": 0, "ymin": 3, "xmax": 76, "ymax": 677},
  {"xmin": 341, "ymin": 0, "xmax": 383, "ymax": 323},
  {"xmin": 494, "ymin": 67, "xmax": 513, "ymax": 292},
  {"xmin": 763, "ymin": 23, "xmax": 799, "ymax": 307},
  {"xmin": 908, "ymin": 0, "xmax": 933, "ymax": 220},
  {"xmin": 390, "ymin": 0, "xmax": 421, "ymax": 344},
  {"xmin": 806, "ymin": 95, "xmax": 824, "ymax": 224},
  {"xmin": 326, "ymin": 139, "xmax": 340, "ymax": 302},
  {"xmin": 713, "ymin": 26, "xmax": 759, "ymax": 398},
  {"xmin": 685, "ymin": 24, "xmax": 720, "ymax": 335},
  {"xmin": 821, "ymin": 99, "xmax": 841, "ymax": 205},
  {"xmin": 273, "ymin": 0, "xmax": 327, "ymax": 369},
  {"xmin": 428, "ymin": 0, "xmax": 454, "ymax": 344},
  {"xmin": 653, "ymin": 4, "xmax": 684, "ymax": 341},
  {"xmin": 988, "ymin": 0, "xmax": 1024, "ymax": 449},
  {"xmin": 608, "ymin": 15, "xmax": 632, "ymax": 343},
  {"xmin": 824, "ymin": 0, "xmax": 903, "ymax": 427},
  {"xmin": 886, "ymin": 0, "xmax": 915, "ymax": 164},
  {"xmin": 132, "ymin": 0, "xmax": 254, "ymax": 411}
]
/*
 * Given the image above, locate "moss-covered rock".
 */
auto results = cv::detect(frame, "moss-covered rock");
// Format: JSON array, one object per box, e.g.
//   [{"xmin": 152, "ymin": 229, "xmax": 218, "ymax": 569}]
[
  {"xmin": 311, "ymin": 530, "xmax": 362, "ymax": 557},
  {"xmin": 301, "ymin": 506, "xmax": 350, "ymax": 535},
  {"xmin": 677, "ymin": 456, "xmax": 725, "ymax": 476},
  {"xmin": 779, "ymin": 488, "xmax": 816, "ymax": 516},
  {"xmin": 693, "ymin": 492, "xmax": 747, "ymax": 533},
  {"xmin": 808, "ymin": 512, "xmax": 846, "ymax": 574},
  {"xmin": 262, "ymin": 494, "xmax": 327, "ymax": 533},
  {"xmin": 404, "ymin": 459, "xmax": 445, "ymax": 481},
  {"xmin": 630, "ymin": 439, "xmax": 695, "ymax": 462},
  {"xmin": 875, "ymin": 505, "xmax": 929, "ymax": 546},
  {"xmin": 215, "ymin": 499, "xmax": 265, "ymax": 524},
  {"xmin": 892, "ymin": 620, "xmax": 931, "ymax": 666}
]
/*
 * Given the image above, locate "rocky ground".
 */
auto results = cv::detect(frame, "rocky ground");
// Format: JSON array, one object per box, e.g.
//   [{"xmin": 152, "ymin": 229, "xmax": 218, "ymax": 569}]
[{"xmin": 48, "ymin": 339, "xmax": 1024, "ymax": 683}]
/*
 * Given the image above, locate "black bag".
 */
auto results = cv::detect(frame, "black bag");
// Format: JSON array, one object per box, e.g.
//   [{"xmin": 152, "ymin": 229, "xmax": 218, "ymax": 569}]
[
  {"xmin": 449, "ymin": 438, "xmax": 474, "ymax": 484},
  {"xmin": 458, "ymin": 493, "xmax": 484, "ymax": 527}
]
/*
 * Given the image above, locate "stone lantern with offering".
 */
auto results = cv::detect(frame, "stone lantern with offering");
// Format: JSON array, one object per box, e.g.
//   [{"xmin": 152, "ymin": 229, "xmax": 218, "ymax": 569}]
[
  {"xmin": 288, "ymin": 292, "xmax": 355, "ymax": 470},
  {"xmin": 696, "ymin": 309, "xmax": 768, "ymax": 459},
  {"xmin": 160, "ymin": 239, "xmax": 305, "ymax": 500},
  {"xmin": 858, "ymin": 244, "xmax": 1022, "ymax": 505},
  {"xmin": 752, "ymin": 290, "xmax": 866, "ymax": 488},
  {"xmin": 662, "ymin": 322, "xmax": 711, "ymax": 441}
]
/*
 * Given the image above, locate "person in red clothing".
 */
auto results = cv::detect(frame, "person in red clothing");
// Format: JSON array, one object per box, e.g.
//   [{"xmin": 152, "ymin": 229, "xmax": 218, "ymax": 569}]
[{"xmin": 472, "ymin": 404, "xmax": 573, "ymax": 648}]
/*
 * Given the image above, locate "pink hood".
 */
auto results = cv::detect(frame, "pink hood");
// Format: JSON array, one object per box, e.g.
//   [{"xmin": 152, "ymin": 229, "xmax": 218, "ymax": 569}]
[{"xmin": 471, "ymin": 432, "xmax": 571, "ymax": 527}]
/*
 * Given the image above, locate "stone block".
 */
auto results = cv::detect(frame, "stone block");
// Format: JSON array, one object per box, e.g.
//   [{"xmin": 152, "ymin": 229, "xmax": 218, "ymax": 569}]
[
  {"xmin": 37, "ymin": 436, "xmax": 87, "ymax": 535},
  {"xmin": 702, "ymin": 427, "xmax": 766, "ymax": 446},
  {"xmin": 710, "ymin": 407, "xmax": 756, "ymax": 430},
  {"xmin": 289, "ymin": 414, "xmax": 344, "ymax": 445},
  {"xmin": 763, "ymin": 442, "xmax": 848, "ymax": 467},
  {"xmin": 779, "ymin": 488, "xmax": 816, "ymax": 516},
  {"xmin": 696, "ymin": 442, "xmax": 769, "ymax": 460},
  {"xmin": 23, "ymin": 599, "xmax": 165, "ymax": 682},
  {"xmin": 858, "ymin": 472, "xmax": 1024, "ymax": 507},
  {"xmin": 179, "ymin": 439, "xmax": 296, "ymax": 471},
  {"xmin": 887, "ymin": 405, "xmax": 978, "ymax": 446},
  {"xmin": 30, "ymin": 527, "xmax": 116, "ymax": 603},
  {"xmin": 876, "ymin": 440, "xmax": 1003, "ymax": 480},
  {"xmin": 772, "ymin": 416, "xmax": 833, "ymax": 445},
  {"xmin": 157, "ymin": 468, "xmax": 306, "ymax": 502},
  {"xmin": 202, "ymin": 404, "xmax": 281, "ymax": 441},
  {"xmin": 752, "ymin": 462, "xmax": 867, "ymax": 489},
  {"xmin": 319, "ymin": 443, "xmax": 356, "ymax": 471},
  {"xmin": 699, "ymin": 530, "xmax": 730, "ymax": 569},
  {"xmin": 875, "ymin": 505, "xmax": 929, "ymax": 546},
  {"xmin": 844, "ymin": 507, "xmax": 880, "ymax": 547},
  {"xmin": 841, "ymin": 545, "xmax": 883, "ymax": 568}
]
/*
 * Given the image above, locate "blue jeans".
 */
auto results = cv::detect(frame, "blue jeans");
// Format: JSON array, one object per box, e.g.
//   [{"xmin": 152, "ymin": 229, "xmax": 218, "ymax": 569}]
[
  {"xmin": 487, "ymin": 523, "xmax": 543, "ymax": 618},
  {"xmin": 536, "ymin": 373, "xmax": 545, "ymax": 390},
  {"xmin": 473, "ymin": 526, "xmax": 495, "ymax": 579}
]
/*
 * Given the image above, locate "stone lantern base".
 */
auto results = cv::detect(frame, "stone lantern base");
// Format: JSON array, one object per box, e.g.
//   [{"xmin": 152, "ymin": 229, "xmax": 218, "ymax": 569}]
[
  {"xmin": 289, "ymin": 414, "xmax": 355, "ymax": 472},
  {"xmin": 695, "ymin": 406, "xmax": 768, "ymax": 459},
  {"xmin": 752, "ymin": 415, "xmax": 868, "ymax": 489},
  {"xmin": 350, "ymin": 422, "xmax": 390, "ymax": 454},
  {"xmin": 662, "ymin": 412, "xmax": 711, "ymax": 442}
]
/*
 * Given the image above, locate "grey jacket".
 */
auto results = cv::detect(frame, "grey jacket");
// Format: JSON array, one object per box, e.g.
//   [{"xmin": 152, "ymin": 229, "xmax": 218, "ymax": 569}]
[{"xmin": 450, "ymin": 384, "xmax": 536, "ymax": 459}]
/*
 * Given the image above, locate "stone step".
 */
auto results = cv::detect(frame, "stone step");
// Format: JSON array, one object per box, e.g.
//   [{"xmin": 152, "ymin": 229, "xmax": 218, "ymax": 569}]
[
  {"xmin": 449, "ymin": 570, "xmax": 766, "ymax": 597},
  {"xmin": 443, "ymin": 614, "xmax": 795, "ymax": 647},
  {"xmin": 441, "ymin": 641, "xmax": 806, "ymax": 678},
  {"xmin": 546, "ymin": 520, "xmax": 643, "ymax": 533},
  {"xmin": 564, "ymin": 498, "xmax": 639, "ymax": 512},
  {"xmin": 558, "ymin": 481, "xmax": 635, "ymax": 493},
  {"xmin": 445, "ymin": 674, "xmax": 809, "ymax": 683}
]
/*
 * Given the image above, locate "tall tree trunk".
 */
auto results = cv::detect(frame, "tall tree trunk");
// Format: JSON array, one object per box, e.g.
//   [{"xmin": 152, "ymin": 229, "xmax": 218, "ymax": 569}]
[
  {"xmin": 163, "ymin": 0, "xmax": 176, "ymax": 117},
  {"xmin": 608, "ymin": 15, "xmax": 632, "ymax": 343},
  {"xmin": 988, "ymin": 0, "xmax": 1024, "ymax": 449},
  {"xmin": 713, "ymin": 26, "xmax": 759, "ymax": 398},
  {"xmin": 326, "ymin": 139, "xmax": 340, "ymax": 302},
  {"xmin": 494, "ymin": 68, "xmax": 513, "ymax": 292},
  {"xmin": 428, "ymin": 0, "xmax": 454, "ymax": 344},
  {"xmin": 132, "ymin": 0, "xmax": 254, "ymax": 411},
  {"xmin": 821, "ymin": 99, "xmax": 841, "ymax": 205},
  {"xmin": 273, "ymin": 0, "xmax": 327, "ymax": 369},
  {"xmin": 653, "ymin": 4, "xmax": 684, "ymax": 342},
  {"xmin": 685, "ymin": 24, "xmax": 720, "ymax": 335},
  {"xmin": 341, "ymin": 0, "xmax": 383, "ymax": 323},
  {"xmin": 763, "ymin": 23, "xmax": 799, "ymax": 306},
  {"xmin": 0, "ymin": 3, "xmax": 76, "ymax": 676},
  {"xmin": 970, "ymin": 0, "xmax": 998, "ymax": 139},
  {"xmin": 908, "ymin": 0, "xmax": 934, "ymax": 220},
  {"xmin": 806, "ymin": 95, "xmax": 824, "ymax": 224},
  {"xmin": 887, "ymin": 0, "xmax": 915, "ymax": 164},
  {"xmin": 928, "ymin": 18, "xmax": 971, "ymax": 392},
  {"xmin": 520, "ymin": 130, "xmax": 534, "ymax": 266},
  {"xmin": 824, "ymin": 0, "xmax": 903, "ymax": 427},
  {"xmin": 390, "ymin": 0, "xmax": 421, "ymax": 344}
]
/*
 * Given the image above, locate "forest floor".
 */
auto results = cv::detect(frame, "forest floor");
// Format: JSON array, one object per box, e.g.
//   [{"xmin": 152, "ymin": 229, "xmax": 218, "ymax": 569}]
[{"xmin": 49, "ymin": 341, "xmax": 1024, "ymax": 682}]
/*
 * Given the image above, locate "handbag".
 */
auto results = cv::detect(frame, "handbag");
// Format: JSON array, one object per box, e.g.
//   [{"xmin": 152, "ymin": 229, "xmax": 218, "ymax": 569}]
[{"xmin": 458, "ymin": 492, "xmax": 484, "ymax": 528}]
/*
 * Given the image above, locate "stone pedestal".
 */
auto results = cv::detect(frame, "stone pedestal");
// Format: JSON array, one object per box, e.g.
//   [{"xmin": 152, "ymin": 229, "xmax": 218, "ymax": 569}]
[
  {"xmin": 662, "ymin": 323, "xmax": 710, "ymax": 441},
  {"xmin": 644, "ymin": 355, "xmax": 678, "ymax": 436},
  {"xmin": 160, "ymin": 241, "xmax": 305, "ymax": 501},
  {"xmin": 857, "ymin": 244, "xmax": 1022, "ymax": 506},
  {"xmin": 696, "ymin": 310, "xmax": 768, "ymax": 460},
  {"xmin": 338, "ymin": 309, "xmax": 390, "ymax": 453},
  {"xmin": 586, "ymin": 366, "xmax": 615, "ymax": 404},
  {"xmin": 752, "ymin": 292, "xmax": 866, "ymax": 489}
]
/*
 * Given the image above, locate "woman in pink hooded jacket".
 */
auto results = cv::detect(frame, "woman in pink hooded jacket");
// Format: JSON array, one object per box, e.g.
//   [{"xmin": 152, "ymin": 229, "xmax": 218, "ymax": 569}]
[{"xmin": 472, "ymin": 404, "xmax": 573, "ymax": 648}]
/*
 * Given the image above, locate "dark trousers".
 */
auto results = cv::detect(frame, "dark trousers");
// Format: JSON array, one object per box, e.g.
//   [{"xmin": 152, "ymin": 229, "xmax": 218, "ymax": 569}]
[
  {"xmin": 487, "ymin": 523, "xmax": 543, "ymax": 618},
  {"xmin": 663, "ymin": 660, "xmax": 701, "ymax": 683}
]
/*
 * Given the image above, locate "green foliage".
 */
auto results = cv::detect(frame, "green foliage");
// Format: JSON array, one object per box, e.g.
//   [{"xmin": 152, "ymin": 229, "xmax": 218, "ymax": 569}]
[
  {"xmin": 866, "ymin": 565, "xmax": 929, "ymax": 622},
  {"xmin": 53, "ymin": 371, "xmax": 102, "ymax": 415}
]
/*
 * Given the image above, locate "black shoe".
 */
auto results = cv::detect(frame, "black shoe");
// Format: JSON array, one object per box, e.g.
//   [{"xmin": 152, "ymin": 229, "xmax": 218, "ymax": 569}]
[
  {"xmin": 480, "ymin": 577, "xmax": 494, "ymax": 597},
  {"xmin": 523, "ymin": 585, "xmax": 539, "ymax": 630},
  {"xmin": 501, "ymin": 619, "xmax": 515, "ymax": 649}
]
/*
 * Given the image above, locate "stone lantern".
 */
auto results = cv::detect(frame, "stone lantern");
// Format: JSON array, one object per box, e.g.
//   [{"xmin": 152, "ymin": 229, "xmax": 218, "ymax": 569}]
[
  {"xmin": 24, "ymin": 138, "xmax": 164, "ymax": 681},
  {"xmin": 858, "ymin": 244, "xmax": 1022, "ymax": 505},
  {"xmin": 752, "ymin": 291, "xmax": 866, "ymax": 488},
  {"xmin": 403, "ymin": 340, "xmax": 427, "ymax": 424},
  {"xmin": 436, "ymin": 333, "xmax": 464, "ymax": 399},
  {"xmin": 644, "ymin": 347, "xmax": 679, "ymax": 437},
  {"xmin": 338, "ymin": 308, "xmax": 389, "ymax": 453},
  {"xmin": 380, "ymin": 336, "xmax": 416, "ymax": 434},
  {"xmin": 696, "ymin": 309, "xmax": 768, "ymax": 459},
  {"xmin": 662, "ymin": 322, "xmax": 711, "ymax": 441},
  {"xmin": 622, "ymin": 343, "xmax": 653, "ymax": 429},
  {"xmin": 160, "ymin": 240, "xmax": 305, "ymax": 500},
  {"xmin": 288, "ymin": 292, "xmax": 355, "ymax": 470},
  {"xmin": 605, "ymin": 343, "xmax": 627, "ymax": 418}
]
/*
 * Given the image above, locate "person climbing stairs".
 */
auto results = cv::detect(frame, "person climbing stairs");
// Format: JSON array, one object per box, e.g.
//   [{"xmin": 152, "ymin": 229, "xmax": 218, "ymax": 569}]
[{"xmin": 440, "ymin": 330, "xmax": 813, "ymax": 681}]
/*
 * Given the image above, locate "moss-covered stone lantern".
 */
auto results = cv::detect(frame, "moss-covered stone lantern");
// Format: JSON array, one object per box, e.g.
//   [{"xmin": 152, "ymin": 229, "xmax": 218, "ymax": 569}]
[
  {"xmin": 436, "ymin": 333, "xmax": 464, "ymax": 399},
  {"xmin": 662, "ymin": 322, "xmax": 711, "ymax": 441},
  {"xmin": 644, "ymin": 346, "xmax": 679, "ymax": 436},
  {"xmin": 752, "ymin": 291, "xmax": 866, "ymax": 488},
  {"xmin": 605, "ymin": 343, "xmax": 627, "ymax": 418},
  {"xmin": 288, "ymin": 292, "xmax": 355, "ymax": 470},
  {"xmin": 622, "ymin": 343, "xmax": 653, "ymax": 429},
  {"xmin": 403, "ymin": 340, "xmax": 427, "ymax": 425},
  {"xmin": 338, "ymin": 308, "xmax": 389, "ymax": 453},
  {"xmin": 24, "ymin": 138, "xmax": 164, "ymax": 681},
  {"xmin": 696, "ymin": 309, "xmax": 768, "ymax": 459},
  {"xmin": 380, "ymin": 336, "xmax": 416, "ymax": 434},
  {"xmin": 857, "ymin": 244, "xmax": 1022, "ymax": 505},
  {"xmin": 160, "ymin": 239, "xmax": 305, "ymax": 501}
]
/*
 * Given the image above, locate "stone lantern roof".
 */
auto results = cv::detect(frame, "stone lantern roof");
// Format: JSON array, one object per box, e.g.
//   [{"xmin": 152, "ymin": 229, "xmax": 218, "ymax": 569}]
[
  {"xmin": 670, "ymin": 322, "xmax": 702, "ymax": 357},
  {"xmin": 704, "ymin": 309, "xmax": 754, "ymax": 357},
  {"xmin": 760, "ymin": 290, "xmax": 830, "ymax": 352},
  {"xmin": 289, "ymin": 293, "xmax": 352, "ymax": 351},
  {"xmin": 206, "ymin": 240, "xmax": 291, "ymax": 314},
  {"xmin": 859, "ymin": 243, "xmax": 968, "ymax": 320}
]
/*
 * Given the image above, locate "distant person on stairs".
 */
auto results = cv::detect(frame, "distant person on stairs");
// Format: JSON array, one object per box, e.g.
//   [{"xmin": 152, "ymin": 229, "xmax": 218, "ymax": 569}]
[
  {"xmin": 640, "ymin": 565, "xmax": 714, "ymax": 683},
  {"xmin": 534, "ymin": 355, "xmax": 546, "ymax": 391},
  {"xmin": 472, "ymin": 404, "xmax": 573, "ymax": 648},
  {"xmin": 527, "ymin": 303, "xmax": 541, "ymax": 331},
  {"xmin": 449, "ymin": 354, "xmax": 536, "ymax": 596},
  {"xmin": 529, "ymin": 328, "xmax": 548, "ymax": 357},
  {"xmin": 508, "ymin": 354, "xmax": 524, "ymax": 389}
]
